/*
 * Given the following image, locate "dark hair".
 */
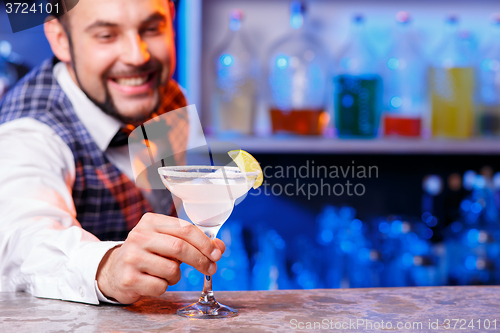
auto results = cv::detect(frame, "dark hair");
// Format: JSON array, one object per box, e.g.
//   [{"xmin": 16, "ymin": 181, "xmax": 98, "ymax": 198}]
[
  {"xmin": 49, "ymin": 0, "xmax": 176, "ymax": 32},
  {"xmin": 47, "ymin": 0, "xmax": 70, "ymax": 33}
]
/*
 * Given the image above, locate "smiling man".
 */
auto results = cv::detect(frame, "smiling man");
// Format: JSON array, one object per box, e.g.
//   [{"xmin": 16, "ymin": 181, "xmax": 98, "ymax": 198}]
[
  {"xmin": 0, "ymin": 0, "xmax": 224, "ymax": 305},
  {"xmin": 58, "ymin": 0, "xmax": 175, "ymax": 125}
]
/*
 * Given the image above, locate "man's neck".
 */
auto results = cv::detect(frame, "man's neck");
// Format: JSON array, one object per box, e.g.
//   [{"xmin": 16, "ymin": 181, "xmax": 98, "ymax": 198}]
[{"xmin": 65, "ymin": 62, "xmax": 80, "ymax": 89}]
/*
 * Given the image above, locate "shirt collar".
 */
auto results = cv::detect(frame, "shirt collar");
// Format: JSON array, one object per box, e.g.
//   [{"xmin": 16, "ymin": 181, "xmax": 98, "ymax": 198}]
[{"xmin": 53, "ymin": 62, "xmax": 123, "ymax": 152}]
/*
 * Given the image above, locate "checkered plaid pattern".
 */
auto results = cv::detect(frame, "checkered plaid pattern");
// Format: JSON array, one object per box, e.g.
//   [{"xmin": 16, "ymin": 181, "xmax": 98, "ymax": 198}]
[{"xmin": 0, "ymin": 58, "xmax": 188, "ymax": 241}]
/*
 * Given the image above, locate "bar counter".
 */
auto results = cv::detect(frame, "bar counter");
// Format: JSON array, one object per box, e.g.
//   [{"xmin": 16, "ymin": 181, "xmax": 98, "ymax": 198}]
[{"xmin": 1, "ymin": 286, "xmax": 499, "ymax": 332}]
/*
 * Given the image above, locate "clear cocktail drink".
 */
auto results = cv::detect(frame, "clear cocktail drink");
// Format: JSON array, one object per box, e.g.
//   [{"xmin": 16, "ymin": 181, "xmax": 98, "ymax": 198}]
[{"xmin": 158, "ymin": 165, "xmax": 259, "ymax": 318}]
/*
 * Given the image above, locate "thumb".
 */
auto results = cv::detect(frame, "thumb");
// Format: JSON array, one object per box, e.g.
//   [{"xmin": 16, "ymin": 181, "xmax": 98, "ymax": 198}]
[{"xmin": 214, "ymin": 238, "xmax": 226, "ymax": 255}]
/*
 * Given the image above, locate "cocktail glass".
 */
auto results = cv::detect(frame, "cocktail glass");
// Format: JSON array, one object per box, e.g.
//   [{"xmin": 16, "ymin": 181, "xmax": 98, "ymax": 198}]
[{"xmin": 158, "ymin": 165, "xmax": 259, "ymax": 319}]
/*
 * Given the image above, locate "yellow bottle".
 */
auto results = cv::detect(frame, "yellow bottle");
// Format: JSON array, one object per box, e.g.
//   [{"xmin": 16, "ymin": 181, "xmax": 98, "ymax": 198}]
[
  {"xmin": 430, "ymin": 16, "xmax": 474, "ymax": 139},
  {"xmin": 430, "ymin": 67, "xmax": 474, "ymax": 138}
]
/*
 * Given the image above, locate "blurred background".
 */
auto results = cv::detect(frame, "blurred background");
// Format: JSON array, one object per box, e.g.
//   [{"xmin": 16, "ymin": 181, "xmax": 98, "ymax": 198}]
[{"xmin": 1, "ymin": 0, "xmax": 500, "ymax": 291}]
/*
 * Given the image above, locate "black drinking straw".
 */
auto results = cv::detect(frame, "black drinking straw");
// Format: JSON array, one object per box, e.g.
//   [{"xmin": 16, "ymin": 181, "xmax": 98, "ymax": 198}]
[{"xmin": 207, "ymin": 143, "xmax": 215, "ymax": 167}]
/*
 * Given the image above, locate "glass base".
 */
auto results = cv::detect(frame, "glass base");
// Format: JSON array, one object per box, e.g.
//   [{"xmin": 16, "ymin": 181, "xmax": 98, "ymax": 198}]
[{"xmin": 177, "ymin": 292, "xmax": 238, "ymax": 319}]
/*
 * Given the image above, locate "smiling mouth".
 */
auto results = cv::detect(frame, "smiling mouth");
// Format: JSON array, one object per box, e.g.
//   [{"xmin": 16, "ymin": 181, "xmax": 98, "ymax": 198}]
[{"xmin": 111, "ymin": 72, "xmax": 155, "ymax": 87}]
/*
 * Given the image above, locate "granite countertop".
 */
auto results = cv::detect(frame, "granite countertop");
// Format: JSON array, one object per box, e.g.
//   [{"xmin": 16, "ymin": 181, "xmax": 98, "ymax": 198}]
[{"xmin": 1, "ymin": 286, "xmax": 499, "ymax": 332}]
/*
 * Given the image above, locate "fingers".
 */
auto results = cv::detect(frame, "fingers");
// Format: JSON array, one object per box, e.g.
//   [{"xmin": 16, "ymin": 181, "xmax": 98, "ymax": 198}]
[
  {"xmin": 131, "ymin": 273, "xmax": 169, "ymax": 297},
  {"xmin": 127, "ymin": 213, "xmax": 227, "ymax": 282},
  {"xmin": 102, "ymin": 247, "xmax": 174, "ymax": 303},
  {"xmin": 131, "ymin": 250, "xmax": 182, "ymax": 286},
  {"xmin": 145, "ymin": 234, "xmax": 217, "ymax": 276},
  {"xmin": 146, "ymin": 213, "xmax": 223, "ymax": 262}
]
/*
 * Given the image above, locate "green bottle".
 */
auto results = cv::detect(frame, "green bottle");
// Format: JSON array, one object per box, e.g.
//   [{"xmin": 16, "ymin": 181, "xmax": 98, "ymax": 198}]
[{"xmin": 333, "ymin": 15, "xmax": 382, "ymax": 138}]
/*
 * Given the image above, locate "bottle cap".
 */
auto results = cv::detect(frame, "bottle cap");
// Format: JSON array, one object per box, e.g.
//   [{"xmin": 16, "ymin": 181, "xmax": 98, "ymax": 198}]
[
  {"xmin": 422, "ymin": 175, "xmax": 443, "ymax": 196},
  {"xmin": 229, "ymin": 9, "xmax": 244, "ymax": 21},
  {"xmin": 229, "ymin": 9, "xmax": 244, "ymax": 31},
  {"xmin": 446, "ymin": 14, "xmax": 459, "ymax": 24},
  {"xmin": 463, "ymin": 170, "xmax": 476, "ymax": 190},
  {"xmin": 290, "ymin": 1, "xmax": 306, "ymax": 29},
  {"xmin": 353, "ymin": 13, "xmax": 365, "ymax": 23},
  {"xmin": 395, "ymin": 11, "xmax": 411, "ymax": 24},
  {"xmin": 290, "ymin": 1, "xmax": 307, "ymax": 15}
]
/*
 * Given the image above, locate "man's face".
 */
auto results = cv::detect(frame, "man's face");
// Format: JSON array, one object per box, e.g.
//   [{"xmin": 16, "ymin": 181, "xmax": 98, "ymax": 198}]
[{"xmin": 65, "ymin": 0, "xmax": 175, "ymax": 124}]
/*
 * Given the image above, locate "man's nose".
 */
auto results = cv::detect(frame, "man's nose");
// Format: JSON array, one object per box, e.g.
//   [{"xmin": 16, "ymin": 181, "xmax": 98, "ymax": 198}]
[{"xmin": 122, "ymin": 34, "xmax": 151, "ymax": 66}]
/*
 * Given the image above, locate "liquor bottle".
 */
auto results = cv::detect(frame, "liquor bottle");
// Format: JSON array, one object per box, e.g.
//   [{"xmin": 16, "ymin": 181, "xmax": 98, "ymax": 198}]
[
  {"xmin": 252, "ymin": 229, "xmax": 291, "ymax": 290},
  {"xmin": 348, "ymin": 247, "xmax": 383, "ymax": 288},
  {"xmin": 430, "ymin": 15, "xmax": 474, "ymax": 138},
  {"xmin": 494, "ymin": 172, "xmax": 500, "ymax": 212},
  {"xmin": 211, "ymin": 10, "xmax": 258, "ymax": 137},
  {"xmin": 421, "ymin": 175, "xmax": 443, "ymax": 224},
  {"xmin": 460, "ymin": 174, "xmax": 499, "ymax": 227},
  {"xmin": 333, "ymin": 15, "xmax": 383, "ymax": 138},
  {"xmin": 315, "ymin": 206, "xmax": 345, "ymax": 288},
  {"xmin": 446, "ymin": 171, "xmax": 500, "ymax": 285},
  {"xmin": 266, "ymin": 1, "xmax": 329, "ymax": 136},
  {"xmin": 382, "ymin": 12, "xmax": 426, "ymax": 137},
  {"xmin": 291, "ymin": 236, "xmax": 322, "ymax": 289},
  {"xmin": 477, "ymin": 14, "xmax": 500, "ymax": 136}
]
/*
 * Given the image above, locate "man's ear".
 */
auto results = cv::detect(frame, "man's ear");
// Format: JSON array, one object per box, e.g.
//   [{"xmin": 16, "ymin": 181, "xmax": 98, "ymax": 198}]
[
  {"xmin": 44, "ymin": 17, "xmax": 72, "ymax": 63},
  {"xmin": 169, "ymin": 0, "xmax": 176, "ymax": 21}
]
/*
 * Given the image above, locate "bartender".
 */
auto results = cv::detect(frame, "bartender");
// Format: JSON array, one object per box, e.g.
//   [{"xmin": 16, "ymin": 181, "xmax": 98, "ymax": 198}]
[{"xmin": 0, "ymin": 0, "xmax": 224, "ymax": 305}]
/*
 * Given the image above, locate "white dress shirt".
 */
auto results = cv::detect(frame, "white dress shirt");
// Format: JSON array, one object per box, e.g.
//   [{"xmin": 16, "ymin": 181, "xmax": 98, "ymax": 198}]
[{"xmin": 0, "ymin": 62, "xmax": 166, "ymax": 304}]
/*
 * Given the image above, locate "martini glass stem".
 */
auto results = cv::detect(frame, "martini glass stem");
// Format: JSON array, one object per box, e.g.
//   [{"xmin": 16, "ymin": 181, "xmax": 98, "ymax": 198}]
[
  {"xmin": 199, "ymin": 275, "xmax": 215, "ymax": 304},
  {"xmin": 199, "ymin": 230, "xmax": 217, "ymax": 305}
]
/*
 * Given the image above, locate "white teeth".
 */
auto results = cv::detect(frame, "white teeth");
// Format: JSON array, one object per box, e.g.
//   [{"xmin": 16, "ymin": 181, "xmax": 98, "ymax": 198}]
[{"xmin": 115, "ymin": 75, "xmax": 149, "ymax": 86}]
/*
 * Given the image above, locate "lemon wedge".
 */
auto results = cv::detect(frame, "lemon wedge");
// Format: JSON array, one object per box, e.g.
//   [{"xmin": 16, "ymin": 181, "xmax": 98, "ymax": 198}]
[{"xmin": 228, "ymin": 149, "xmax": 263, "ymax": 189}]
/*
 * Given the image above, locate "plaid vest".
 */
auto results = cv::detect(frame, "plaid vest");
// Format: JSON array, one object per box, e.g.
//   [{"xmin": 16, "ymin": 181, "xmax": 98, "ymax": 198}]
[{"xmin": 0, "ymin": 58, "xmax": 188, "ymax": 241}]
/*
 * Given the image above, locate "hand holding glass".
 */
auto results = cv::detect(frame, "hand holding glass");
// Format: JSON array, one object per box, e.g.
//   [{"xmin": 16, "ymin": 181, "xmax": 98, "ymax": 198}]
[{"xmin": 158, "ymin": 165, "xmax": 258, "ymax": 318}]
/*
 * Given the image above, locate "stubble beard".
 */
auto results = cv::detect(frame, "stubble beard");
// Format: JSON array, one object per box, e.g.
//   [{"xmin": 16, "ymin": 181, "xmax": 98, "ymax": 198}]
[{"xmin": 66, "ymin": 33, "xmax": 164, "ymax": 126}]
